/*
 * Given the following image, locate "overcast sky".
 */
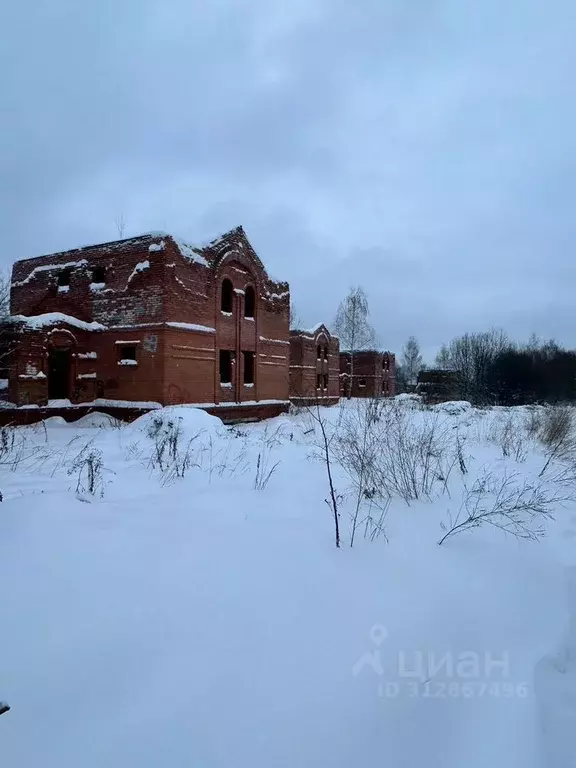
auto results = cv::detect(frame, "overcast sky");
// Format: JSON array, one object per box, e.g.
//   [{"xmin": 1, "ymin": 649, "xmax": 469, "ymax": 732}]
[{"xmin": 2, "ymin": 0, "xmax": 575, "ymax": 360}]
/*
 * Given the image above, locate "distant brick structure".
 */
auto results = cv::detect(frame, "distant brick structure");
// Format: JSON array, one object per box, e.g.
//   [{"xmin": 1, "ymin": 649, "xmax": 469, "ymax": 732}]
[
  {"xmin": 5, "ymin": 227, "xmax": 290, "ymax": 419},
  {"xmin": 289, "ymin": 324, "xmax": 340, "ymax": 405},
  {"xmin": 339, "ymin": 350, "xmax": 396, "ymax": 398},
  {"xmin": 416, "ymin": 369, "xmax": 460, "ymax": 404}
]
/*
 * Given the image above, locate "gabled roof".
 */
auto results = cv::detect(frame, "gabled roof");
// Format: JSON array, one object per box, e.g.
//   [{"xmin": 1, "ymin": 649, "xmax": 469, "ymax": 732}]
[{"xmin": 290, "ymin": 323, "xmax": 333, "ymax": 340}]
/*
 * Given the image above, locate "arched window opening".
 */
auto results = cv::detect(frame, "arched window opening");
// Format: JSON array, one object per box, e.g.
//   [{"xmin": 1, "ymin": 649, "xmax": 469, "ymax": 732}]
[
  {"xmin": 244, "ymin": 285, "xmax": 255, "ymax": 318},
  {"xmin": 221, "ymin": 279, "xmax": 233, "ymax": 313}
]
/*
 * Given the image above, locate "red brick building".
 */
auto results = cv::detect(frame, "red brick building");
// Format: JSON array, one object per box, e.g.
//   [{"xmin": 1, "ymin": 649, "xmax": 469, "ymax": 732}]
[
  {"xmin": 339, "ymin": 350, "xmax": 396, "ymax": 398},
  {"xmin": 289, "ymin": 324, "xmax": 340, "ymax": 405},
  {"xmin": 5, "ymin": 227, "xmax": 290, "ymax": 419}
]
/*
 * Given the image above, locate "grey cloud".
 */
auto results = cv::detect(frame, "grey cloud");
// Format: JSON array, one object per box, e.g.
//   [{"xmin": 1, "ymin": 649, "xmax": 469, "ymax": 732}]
[{"xmin": 2, "ymin": 0, "xmax": 576, "ymax": 360}]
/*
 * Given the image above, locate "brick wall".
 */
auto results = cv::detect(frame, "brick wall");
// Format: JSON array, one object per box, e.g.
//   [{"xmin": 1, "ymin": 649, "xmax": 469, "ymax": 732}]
[
  {"xmin": 11, "ymin": 235, "xmax": 166, "ymax": 327},
  {"xmin": 289, "ymin": 325, "xmax": 340, "ymax": 404},
  {"xmin": 8, "ymin": 227, "xmax": 290, "ymax": 409},
  {"xmin": 339, "ymin": 350, "xmax": 396, "ymax": 398},
  {"xmin": 164, "ymin": 327, "xmax": 215, "ymax": 405}
]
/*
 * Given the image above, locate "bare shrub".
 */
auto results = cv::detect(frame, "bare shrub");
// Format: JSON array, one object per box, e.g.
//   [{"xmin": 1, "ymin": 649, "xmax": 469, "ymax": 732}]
[
  {"xmin": 488, "ymin": 410, "xmax": 527, "ymax": 462},
  {"xmin": 524, "ymin": 406, "xmax": 543, "ymax": 439},
  {"xmin": 358, "ymin": 492, "xmax": 391, "ymax": 543},
  {"xmin": 253, "ymin": 453, "xmax": 279, "ymax": 490},
  {"xmin": 336, "ymin": 399, "xmax": 464, "ymax": 510},
  {"xmin": 438, "ymin": 469, "xmax": 564, "ymax": 545},
  {"xmin": 48, "ymin": 434, "xmax": 91, "ymax": 477},
  {"xmin": 200, "ymin": 432, "xmax": 250, "ymax": 482},
  {"xmin": 539, "ymin": 405, "xmax": 574, "ymax": 447},
  {"xmin": 0, "ymin": 426, "xmax": 16, "ymax": 463},
  {"xmin": 146, "ymin": 415, "xmax": 184, "ymax": 471},
  {"xmin": 125, "ymin": 440, "xmax": 144, "ymax": 461},
  {"xmin": 538, "ymin": 406, "xmax": 576, "ymax": 477},
  {"xmin": 67, "ymin": 444, "xmax": 106, "ymax": 497},
  {"xmin": 160, "ymin": 439, "xmax": 200, "ymax": 485},
  {"xmin": 331, "ymin": 398, "xmax": 473, "ymax": 545},
  {"xmin": 0, "ymin": 426, "xmax": 56, "ymax": 494},
  {"xmin": 144, "ymin": 414, "xmax": 208, "ymax": 484},
  {"xmin": 332, "ymin": 398, "xmax": 388, "ymax": 545},
  {"xmin": 253, "ymin": 425, "xmax": 283, "ymax": 491},
  {"xmin": 456, "ymin": 433, "xmax": 468, "ymax": 475}
]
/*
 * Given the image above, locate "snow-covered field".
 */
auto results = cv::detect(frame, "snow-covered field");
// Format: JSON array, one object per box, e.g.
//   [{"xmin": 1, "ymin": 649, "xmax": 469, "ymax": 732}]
[{"xmin": 1, "ymin": 399, "xmax": 576, "ymax": 767}]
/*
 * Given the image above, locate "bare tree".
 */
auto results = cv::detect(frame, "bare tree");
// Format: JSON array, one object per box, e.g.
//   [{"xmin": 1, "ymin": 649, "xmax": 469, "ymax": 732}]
[
  {"xmin": 299, "ymin": 394, "xmax": 342, "ymax": 547},
  {"xmin": 438, "ymin": 329, "xmax": 510, "ymax": 404},
  {"xmin": 401, "ymin": 336, "xmax": 423, "ymax": 387},
  {"xmin": 0, "ymin": 270, "xmax": 14, "ymax": 394},
  {"xmin": 435, "ymin": 343, "xmax": 452, "ymax": 370},
  {"xmin": 289, "ymin": 301, "xmax": 301, "ymax": 330},
  {"xmin": 114, "ymin": 212, "xmax": 126, "ymax": 239},
  {"xmin": 306, "ymin": 402, "xmax": 341, "ymax": 547},
  {"xmin": 333, "ymin": 286, "xmax": 375, "ymax": 398},
  {"xmin": 0, "ymin": 269, "xmax": 10, "ymax": 319},
  {"xmin": 395, "ymin": 364, "xmax": 409, "ymax": 393}
]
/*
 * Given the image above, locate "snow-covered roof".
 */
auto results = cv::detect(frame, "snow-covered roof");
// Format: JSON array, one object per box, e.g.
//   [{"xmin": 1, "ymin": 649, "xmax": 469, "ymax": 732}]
[
  {"xmin": 171, "ymin": 238, "xmax": 209, "ymax": 268},
  {"xmin": 290, "ymin": 323, "xmax": 332, "ymax": 339}
]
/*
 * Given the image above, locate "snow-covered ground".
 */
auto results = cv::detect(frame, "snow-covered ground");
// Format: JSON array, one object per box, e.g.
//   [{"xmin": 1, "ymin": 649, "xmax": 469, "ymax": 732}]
[{"xmin": 1, "ymin": 399, "xmax": 576, "ymax": 767}]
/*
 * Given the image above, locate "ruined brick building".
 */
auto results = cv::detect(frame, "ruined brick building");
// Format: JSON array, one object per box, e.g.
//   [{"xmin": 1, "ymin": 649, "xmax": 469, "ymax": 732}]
[
  {"xmin": 5, "ymin": 226, "xmax": 291, "ymax": 420},
  {"xmin": 416, "ymin": 369, "xmax": 461, "ymax": 404},
  {"xmin": 289, "ymin": 324, "xmax": 340, "ymax": 406},
  {"xmin": 339, "ymin": 350, "xmax": 396, "ymax": 398}
]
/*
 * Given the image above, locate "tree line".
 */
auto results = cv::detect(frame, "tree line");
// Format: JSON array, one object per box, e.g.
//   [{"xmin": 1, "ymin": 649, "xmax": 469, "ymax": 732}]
[
  {"xmin": 398, "ymin": 330, "xmax": 576, "ymax": 406},
  {"xmin": 321, "ymin": 286, "xmax": 576, "ymax": 407},
  {"xmin": 432, "ymin": 331, "xmax": 576, "ymax": 406}
]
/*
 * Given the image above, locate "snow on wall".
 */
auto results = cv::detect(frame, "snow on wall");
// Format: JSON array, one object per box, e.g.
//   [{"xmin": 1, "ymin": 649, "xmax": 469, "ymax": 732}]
[
  {"xmin": 173, "ymin": 238, "xmax": 209, "ymax": 268},
  {"xmin": 11, "ymin": 259, "xmax": 88, "ymax": 288},
  {"xmin": 19, "ymin": 371, "xmax": 46, "ymax": 380},
  {"xmin": 259, "ymin": 336, "xmax": 290, "ymax": 346},
  {"xmin": 127, "ymin": 261, "xmax": 150, "ymax": 282},
  {"xmin": 9, "ymin": 313, "xmax": 106, "ymax": 332},
  {"xmin": 166, "ymin": 322, "xmax": 216, "ymax": 334}
]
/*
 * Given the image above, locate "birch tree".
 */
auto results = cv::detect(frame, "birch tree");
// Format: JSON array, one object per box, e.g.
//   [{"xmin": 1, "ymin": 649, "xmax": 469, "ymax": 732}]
[
  {"xmin": 401, "ymin": 336, "xmax": 423, "ymax": 387},
  {"xmin": 333, "ymin": 286, "xmax": 375, "ymax": 398},
  {"xmin": 0, "ymin": 270, "xmax": 10, "ymax": 319}
]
